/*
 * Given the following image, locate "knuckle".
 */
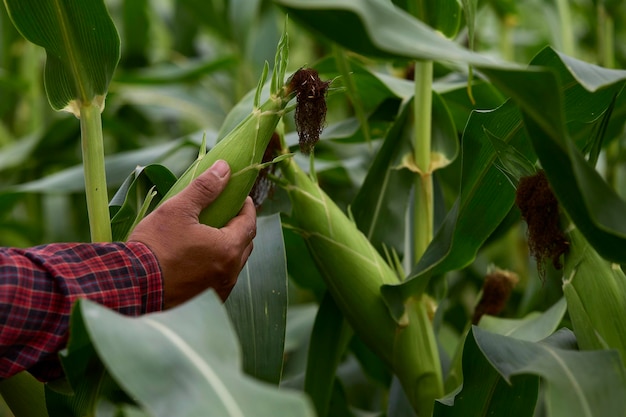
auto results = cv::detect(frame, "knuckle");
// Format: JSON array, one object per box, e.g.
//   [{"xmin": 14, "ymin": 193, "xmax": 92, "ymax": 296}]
[{"xmin": 191, "ymin": 174, "xmax": 223, "ymax": 197}]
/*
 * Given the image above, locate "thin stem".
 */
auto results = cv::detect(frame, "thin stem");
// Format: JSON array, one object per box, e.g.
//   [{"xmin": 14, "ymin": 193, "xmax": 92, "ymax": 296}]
[
  {"xmin": 80, "ymin": 103, "xmax": 111, "ymax": 242},
  {"xmin": 499, "ymin": 18, "xmax": 515, "ymax": 62},
  {"xmin": 555, "ymin": 0, "xmax": 575, "ymax": 57},
  {"xmin": 413, "ymin": 60, "xmax": 434, "ymax": 262},
  {"xmin": 597, "ymin": 4, "xmax": 615, "ymax": 68}
]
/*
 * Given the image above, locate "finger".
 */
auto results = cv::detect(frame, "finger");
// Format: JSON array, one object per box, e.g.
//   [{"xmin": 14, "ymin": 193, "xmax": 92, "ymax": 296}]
[
  {"xmin": 225, "ymin": 196, "xmax": 257, "ymax": 243},
  {"xmin": 167, "ymin": 160, "xmax": 231, "ymax": 217}
]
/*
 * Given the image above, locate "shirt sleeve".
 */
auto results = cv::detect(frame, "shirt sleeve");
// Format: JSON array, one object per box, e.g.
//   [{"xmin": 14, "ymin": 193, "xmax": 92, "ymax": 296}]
[{"xmin": 0, "ymin": 241, "xmax": 163, "ymax": 381}]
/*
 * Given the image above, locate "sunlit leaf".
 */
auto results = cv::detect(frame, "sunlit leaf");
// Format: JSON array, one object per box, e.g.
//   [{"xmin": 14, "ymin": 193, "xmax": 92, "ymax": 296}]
[{"xmin": 69, "ymin": 292, "xmax": 315, "ymax": 417}]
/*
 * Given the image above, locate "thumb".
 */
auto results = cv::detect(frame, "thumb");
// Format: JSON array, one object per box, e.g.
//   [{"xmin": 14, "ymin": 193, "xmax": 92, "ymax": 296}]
[{"xmin": 168, "ymin": 160, "xmax": 231, "ymax": 217}]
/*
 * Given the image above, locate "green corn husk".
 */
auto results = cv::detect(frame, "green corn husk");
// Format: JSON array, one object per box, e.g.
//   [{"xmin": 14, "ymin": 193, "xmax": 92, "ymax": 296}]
[
  {"xmin": 562, "ymin": 226, "xmax": 626, "ymax": 363},
  {"xmin": 158, "ymin": 30, "xmax": 293, "ymax": 228},
  {"xmin": 279, "ymin": 155, "xmax": 443, "ymax": 416}
]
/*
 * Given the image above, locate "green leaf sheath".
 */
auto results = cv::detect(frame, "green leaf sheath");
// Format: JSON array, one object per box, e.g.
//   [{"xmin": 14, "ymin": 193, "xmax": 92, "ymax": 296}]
[
  {"xmin": 279, "ymin": 155, "xmax": 442, "ymax": 416},
  {"xmin": 3, "ymin": 0, "xmax": 120, "ymax": 111},
  {"xmin": 157, "ymin": 32, "xmax": 293, "ymax": 228},
  {"xmin": 158, "ymin": 94, "xmax": 290, "ymax": 228}
]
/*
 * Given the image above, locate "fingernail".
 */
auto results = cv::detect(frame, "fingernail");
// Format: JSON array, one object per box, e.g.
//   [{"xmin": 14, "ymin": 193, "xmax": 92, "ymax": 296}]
[{"xmin": 211, "ymin": 160, "xmax": 229, "ymax": 178}]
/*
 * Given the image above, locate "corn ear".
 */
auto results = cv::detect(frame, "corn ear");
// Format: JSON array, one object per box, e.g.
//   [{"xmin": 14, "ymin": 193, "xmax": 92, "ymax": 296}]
[
  {"xmin": 279, "ymin": 155, "xmax": 442, "ymax": 416},
  {"xmin": 562, "ymin": 226, "xmax": 626, "ymax": 362},
  {"xmin": 158, "ymin": 29, "xmax": 293, "ymax": 228}
]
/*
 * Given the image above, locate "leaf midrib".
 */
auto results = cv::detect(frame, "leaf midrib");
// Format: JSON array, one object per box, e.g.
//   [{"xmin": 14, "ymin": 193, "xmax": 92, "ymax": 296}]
[{"xmin": 52, "ymin": 0, "xmax": 89, "ymax": 105}]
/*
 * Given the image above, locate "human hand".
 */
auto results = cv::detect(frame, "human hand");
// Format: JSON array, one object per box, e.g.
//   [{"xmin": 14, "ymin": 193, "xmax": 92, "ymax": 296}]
[{"xmin": 128, "ymin": 160, "xmax": 256, "ymax": 308}]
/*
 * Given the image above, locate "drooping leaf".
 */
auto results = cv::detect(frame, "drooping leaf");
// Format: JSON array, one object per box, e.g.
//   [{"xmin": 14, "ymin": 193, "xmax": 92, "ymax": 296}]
[
  {"xmin": 445, "ymin": 296, "xmax": 568, "ymax": 395},
  {"xmin": 274, "ymin": 0, "xmax": 503, "ymax": 67},
  {"xmin": 437, "ymin": 327, "xmax": 626, "ymax": 417},
  {"xmin": 478, "ymin": 297, "xmax": 567, "ymax": 342},
  {"xmin": 435, "ymin": 327, "xmax": 539, "ymax": 417},
  {"xmin": 11, "ymin": 137, "xmax": 199, "ymax": 194},
  {"xmin": 224, "ymin": 214, "xmax": 289, "ymax": 385},
  {"xmin": 109, "ymin": 164, "xmax": 177, "ymax": 242},
  {"xmin": 3, "ymin": 0, "xmax": 120, "ymax": 114},
  {"xmin": 69, "ymin": 292, "xmax": 315, "ymax": 417}
]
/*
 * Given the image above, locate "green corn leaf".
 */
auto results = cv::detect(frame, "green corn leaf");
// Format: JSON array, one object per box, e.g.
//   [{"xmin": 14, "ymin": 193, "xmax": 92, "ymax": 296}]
[
  {"xmin": 224, "ymin": 214, "xmax": 288, "ymax": 385},
  {"xmin": 381, "ymin": 47, "xmax": 626, "ymax": 316},
  {"xmin": 352, "ymin": 99, "xmax": 414, "ymax": 257},
  {"xmin": 0, "ymin": 372, "xmax": 48, "ymax": 417},
  {"xmin": 304, "ymin": 292, "xmax": 353, "ymax": 417},
  {"xmin": 478, "ymin": 297, "xmax": 567, "ymax": 342},
  {"xmin": 109, "ymin": 164, "xmax": 178, "ymax": 242},
  {"xmin": 437, "ymin": 327, "xmax": 626, "ymax": 417},
  {"xmin": 3, "ymin": 0, "xmax": 120, "ymax": 114},
  {"xmin": 392, "ymin": 0, "xmax": 461, "ymax": 38},
  {"xmin": 484, "ymin": 127, "xmax": 536, "ymax": 187},
  {"xmin": 485, "ymin": 54, "xmax": 626, "ymax": 264},
  {"xmin": 436, "ymin": 328, "xmax": 539, "ymax": 417},
  {"xmin": 60, "ymin": 292, "xmax": 315, "ymax": 417},
  {"xmin": 562, "ymin": 227, "xmax": 626, "ymax": 363},
  {"xmin": 274, "ymin": 0, "xmax": 503, "ymax": 66},
  {"xmin": 445, "ymin": 297, "xmax": 568, "ymax": 394}
]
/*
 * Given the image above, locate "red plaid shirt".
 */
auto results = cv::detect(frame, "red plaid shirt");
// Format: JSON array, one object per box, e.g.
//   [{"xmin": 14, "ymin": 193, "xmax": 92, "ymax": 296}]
[{"xmin": 0, "ymin": 242, "xmax": 162, "ymax": 381}]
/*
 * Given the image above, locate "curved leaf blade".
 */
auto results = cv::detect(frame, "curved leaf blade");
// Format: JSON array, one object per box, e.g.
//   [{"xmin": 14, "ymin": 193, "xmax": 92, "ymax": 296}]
[
  {"xmin": 4, "ymin": 0, "xmax": 120, "ymax": 113},
  {"xmin": 225, "ymin": 214, "xmax": 288, "ymax": 385},
  {"xmin": 478, "ymin": 297, "xmax": 567, "ymax": 342},
  {"xmin": 435, "ymin": 328, "xmax": 539, "ymax": 417},
  {"xmin": 76, "ymin": 292, "xmax": 315, "ymax": 417},
  {"xmin": 473, "ymin": 327, "xmax": 626, "ymax": 417},
  {"xmin": 274, "ymin": 0, "xmax": 505, "ymax": 67},
  {"xmin": 438, "ymin": 327, "xmax": 626, "ymax": 417}
]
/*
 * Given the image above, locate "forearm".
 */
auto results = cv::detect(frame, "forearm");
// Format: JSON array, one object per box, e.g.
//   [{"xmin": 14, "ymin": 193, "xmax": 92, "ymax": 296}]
[{"xmin": 0, "ymin": 242, "xmax": 162, "ymax": 381}]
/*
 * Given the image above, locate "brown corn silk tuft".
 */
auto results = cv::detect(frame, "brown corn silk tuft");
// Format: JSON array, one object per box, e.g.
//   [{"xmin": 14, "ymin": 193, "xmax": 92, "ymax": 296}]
[
  {"xmin": 515, "ymin": 170, "xmax": 569, "ymax": 280},
  {"xmin": 472, "ymin": 268, "xmax": 519, "ymax": 324},
  {"xmin": 289, "ymin": 68, "xmax": 331, "ymax": 154}
]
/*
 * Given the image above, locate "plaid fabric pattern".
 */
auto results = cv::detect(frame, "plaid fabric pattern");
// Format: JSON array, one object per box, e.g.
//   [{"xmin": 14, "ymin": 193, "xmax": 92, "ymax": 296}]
[{"xmin": 0, "ymin": 241, "xmax": 162, "ymax": 381}]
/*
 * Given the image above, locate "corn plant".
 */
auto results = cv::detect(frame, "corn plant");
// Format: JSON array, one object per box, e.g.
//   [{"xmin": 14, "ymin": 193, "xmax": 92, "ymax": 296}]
[{"xmin": 2, "ymin": 0, "xmax": 626, "ymax": 417}]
